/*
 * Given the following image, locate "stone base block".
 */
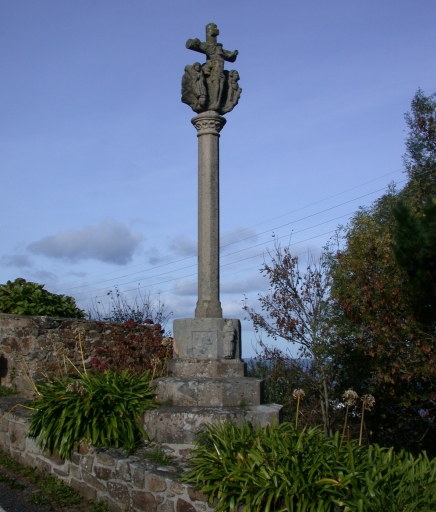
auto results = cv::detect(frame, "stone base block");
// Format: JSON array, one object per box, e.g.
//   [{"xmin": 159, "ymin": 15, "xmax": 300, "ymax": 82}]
[
  {"xmin": 153, "ymin": 376, "xmax": 263, "ymax": 407},
  {"xmin": 143, "ymin": 404, "xmax": 283, "ymax": 444},
  {"xmin": 168, "ymin": 358, "xmax": 246, "ymax": 378},
  {"xmin": 173, "ymin": 318, "xmax": 241, "ymax": 359}
]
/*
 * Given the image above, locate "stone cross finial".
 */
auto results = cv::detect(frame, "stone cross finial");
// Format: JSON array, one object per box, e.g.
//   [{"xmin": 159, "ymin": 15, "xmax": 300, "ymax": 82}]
[{"xmin": 182, "ymin": 23, "xmax": 242, "ymax": 114}]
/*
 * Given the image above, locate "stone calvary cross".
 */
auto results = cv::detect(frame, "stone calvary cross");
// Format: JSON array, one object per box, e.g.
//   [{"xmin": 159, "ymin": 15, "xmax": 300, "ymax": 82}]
[{"xmin": 143, "ymin": 24, "xmax": 282, "ymax": 445}]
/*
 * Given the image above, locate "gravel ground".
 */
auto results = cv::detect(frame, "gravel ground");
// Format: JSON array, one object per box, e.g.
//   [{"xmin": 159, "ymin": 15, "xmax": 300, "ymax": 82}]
[{"xmin": 0, "ymin": 479, "xmax": 54, "ymax": 512}]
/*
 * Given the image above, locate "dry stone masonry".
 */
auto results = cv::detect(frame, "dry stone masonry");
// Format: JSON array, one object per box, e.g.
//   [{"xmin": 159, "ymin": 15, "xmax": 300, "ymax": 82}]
[{"xmin": 0, "ymin": 395, "xmax": 215, "ymax": 512}]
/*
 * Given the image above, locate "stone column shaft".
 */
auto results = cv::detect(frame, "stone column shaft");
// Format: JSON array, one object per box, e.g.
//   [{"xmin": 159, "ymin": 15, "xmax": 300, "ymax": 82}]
[{"xmin": 192, "ymin": 111, "xmax": 226, "ymax": 318}]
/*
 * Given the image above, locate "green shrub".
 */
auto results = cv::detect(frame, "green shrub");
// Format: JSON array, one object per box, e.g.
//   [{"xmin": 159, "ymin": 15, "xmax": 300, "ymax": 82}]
[
  {"xmin": 182, "ymin": 421, "xmax": 436, "ymax": 511},
  {"xmin": 28, "ymin": 369, "xmax": 157, "ymax": 459},
  {"xmin": 0, "ymin": 278, "xmax": 85, "ymax": 318}
]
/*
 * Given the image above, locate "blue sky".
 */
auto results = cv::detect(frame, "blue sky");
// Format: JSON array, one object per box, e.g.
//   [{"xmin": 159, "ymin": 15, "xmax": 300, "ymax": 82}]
[{"xmin": 1, "ymin": 1, "xmax": 435, "ymax": 357}]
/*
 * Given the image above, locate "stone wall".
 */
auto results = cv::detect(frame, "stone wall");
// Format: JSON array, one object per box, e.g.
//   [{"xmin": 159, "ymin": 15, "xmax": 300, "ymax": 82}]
[
  {"xmin": 0, "ymin": 395, "xmax": 215, "ymax": 512},
  {"xmin": 0, "ymin": 313, "xmax": 166, "ymax": 394}
]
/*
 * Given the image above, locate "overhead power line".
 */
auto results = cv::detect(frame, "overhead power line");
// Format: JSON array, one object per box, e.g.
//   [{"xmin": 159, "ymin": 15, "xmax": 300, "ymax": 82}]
[{"xmin": 51, "ymin": 167, "xmax": 403, "ymax": 292}]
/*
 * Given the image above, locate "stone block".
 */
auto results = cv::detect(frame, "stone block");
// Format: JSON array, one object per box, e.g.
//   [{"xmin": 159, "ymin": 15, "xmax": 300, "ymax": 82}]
[
  {"xmin": 158, "ymin": 501, "xmax": 175, "ymax": 512},
  {"xmin": 173, "ymin": 318, "xmax": 241, "ymax": 360},
  {"xmin": 81, "ymin": 454, "xmax": 94, "ymax": 472},
  {"xmin": 71, "ymin": 452, "xmax": 81, "ymax": 465},
  {"xmin": 96, "ymin": 449, "xmax": 116, "ymax": 466},
  {"xmin": 53, "ymin": 467, "xmax": 69, "ymax": 478},
  {"xmin": 132, "ymin": 490, "xmax": 157, "ymax": 512},
  {"xmin": 176, "ymin": 499, "xmax": 197, "ymax": 512},
  {"xmin": 108, "ymin": 481, "xmax": 130, "ymax": 505},
  {"xmin": 168, "ymin": 359, "xmax": 246, "ymax": 378},
  {"xmin": 9, "ymin": 423, "xmax": 26, "ymax": 451},
  {"xmin": 34, "ymin": 456, "xmax": 52, "ymax": 473},
  {"xmin": 144, "ymin": 404, "xmax": 283, "ymax": 444},
  {"xmin": 187, "ymin": 488, "xmax": 207, "ymax": 502},
  {"xmin": 154, "ymin": 377, "xmax": 263, "ymax": 407},
  {"xmin": 82, "ymin": 469, "xmax": 107, "ymax": 491},
  {"xmin": 146, "ymin": 472, "xmax": 167, "ymax": 492},
  {"xmin": 71, "ymin": 478, "xmax": 97, "ymax": 501},
  {"xmin": 94, "ymin": 465, "xmax": 113, "ymax": 481},
  {"xmin": 170, "ymin": 482, "xmax": 186, "ymax": 495},
  {"xmin": 131, "ymin": 462, "xmax": 146, "ymax": 488},
  {"xmin": 115, "ymin": 458, "xmax": 132, "ymax": 482}
]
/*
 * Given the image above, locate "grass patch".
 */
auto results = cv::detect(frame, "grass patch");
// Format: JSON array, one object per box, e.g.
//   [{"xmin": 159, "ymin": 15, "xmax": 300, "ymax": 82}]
[
  {"xmin": 0, "ymin": 385, "xmax": 18, "ymax": 397},
  {"xmin": 141, "ymin": 446, "xmax": 174, "ymax": 466},
  {"xmin": 0, "ymin": 448, "xmax": 110, "ymax": 511}
]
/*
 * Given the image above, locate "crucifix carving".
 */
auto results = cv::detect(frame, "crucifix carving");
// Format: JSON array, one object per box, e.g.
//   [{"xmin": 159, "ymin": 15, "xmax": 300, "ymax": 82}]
[{"xmin": 182, "ymin": 23, "xmax": 241, "ymax": 114}]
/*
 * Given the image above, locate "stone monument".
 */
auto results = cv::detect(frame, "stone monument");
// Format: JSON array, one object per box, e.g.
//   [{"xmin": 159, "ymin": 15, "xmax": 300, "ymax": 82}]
[{"xmin": 143, "ymin": 24, "xmax": 282, "ymax": 444}]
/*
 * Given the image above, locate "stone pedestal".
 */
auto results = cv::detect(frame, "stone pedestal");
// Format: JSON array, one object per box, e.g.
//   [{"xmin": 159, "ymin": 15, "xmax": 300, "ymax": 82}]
[{"xmin": 143, "ymin": 318, "xmax": 282, "ymax": 444}]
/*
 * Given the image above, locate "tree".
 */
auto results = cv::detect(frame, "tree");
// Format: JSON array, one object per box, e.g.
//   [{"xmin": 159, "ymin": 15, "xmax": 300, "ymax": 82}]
[
  {"xmin": 0, "ymin": 278, "xmax": 85, "ymax": 318},
  {"xmin": 328, "ymin": 88, "xmax": 436, "ymax": 454},
  {"xmin": 244, "ymin": 242, "xmax": 337, "ymax": 435},
  {"xmin": 392, "ymin": 197, "xmax": 436, "ymax": 328}
]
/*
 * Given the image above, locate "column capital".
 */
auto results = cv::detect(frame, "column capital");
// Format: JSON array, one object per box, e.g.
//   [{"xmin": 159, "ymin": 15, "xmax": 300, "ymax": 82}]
[{"xmin": 191, "ymin": 110, "xmax": 226, "ymax": 136}]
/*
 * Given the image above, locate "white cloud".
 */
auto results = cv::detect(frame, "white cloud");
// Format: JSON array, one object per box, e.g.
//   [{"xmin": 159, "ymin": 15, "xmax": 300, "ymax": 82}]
[{"xmin": 27, "ymin": 219, "xmax": 143, "ymax": 265}]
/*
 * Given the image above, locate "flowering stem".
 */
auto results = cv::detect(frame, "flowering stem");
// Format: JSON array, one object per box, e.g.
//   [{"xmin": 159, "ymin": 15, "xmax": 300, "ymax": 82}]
[
  {"xmin": 295, "ymin": 395, "xmax": 300, "ymax": 430},
  {"xmin": 359, "ymin": 402, "xmax": 365, "ymax": 446},
  {"xmin": 340, "ymin": 404, "xmax": 349, "ymax": 449}
]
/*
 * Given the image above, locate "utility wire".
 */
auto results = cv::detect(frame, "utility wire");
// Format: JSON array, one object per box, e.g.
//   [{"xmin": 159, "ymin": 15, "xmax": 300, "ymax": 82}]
[
  {"xmin": 56, "ymin": 179, "xmax": 405, "ymax": 295},
  {"xmin": 51, "ymin": 167, "xmax": 403, "ymax": 292}
]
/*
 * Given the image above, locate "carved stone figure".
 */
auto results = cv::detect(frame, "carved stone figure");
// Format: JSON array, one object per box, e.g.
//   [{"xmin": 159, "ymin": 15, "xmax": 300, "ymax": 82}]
[
  {"xmin": 182, "ymin": 23, "xmax": 241, "ymax": 115},
  {"xmin": 222, "ymin": 320, "xmax": 237, "ymax": 359},
  {"xmin": 181, "ymin": 63, "xmax": 207, "ymax": 112},
  {"xmin": 222, "ymin": 70, "xmax": 242, "ymax": 114}
]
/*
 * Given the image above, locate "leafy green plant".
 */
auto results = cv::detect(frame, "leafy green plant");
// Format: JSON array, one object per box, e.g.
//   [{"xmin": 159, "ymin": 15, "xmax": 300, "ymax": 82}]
[
  {"xmin": 183, "ymin": 421, "xmax": 436, "ymax": 511},
  {"xmin": 28, "ymin": 369, "xmax": 157, "ymax": 459},
  {"xmin": 0, "ymin": 278, "xmax": 85, "ymax": 318}
]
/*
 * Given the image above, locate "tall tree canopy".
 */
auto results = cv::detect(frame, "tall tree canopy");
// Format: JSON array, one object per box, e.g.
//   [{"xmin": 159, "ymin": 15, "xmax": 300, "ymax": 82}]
[{"xmin": 329, "ymin": 89, "xmax": 436, "ymax": 455}]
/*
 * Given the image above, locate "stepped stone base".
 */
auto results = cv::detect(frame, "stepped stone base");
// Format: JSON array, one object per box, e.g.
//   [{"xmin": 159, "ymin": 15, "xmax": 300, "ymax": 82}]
[
  {"xmin": 146, "ymin": 317, "xmax": 283, "ymax": 444},
  {"xmin": 143, "ymin": 404, "xmax": 283, "ymax": 444},
  {"xmin": 153, "ymin": 376, "xmax": 263, "ymax": 407},
  {"xmin": 168, "ymin": 358, "xmax": 246, "ymax": 378}
]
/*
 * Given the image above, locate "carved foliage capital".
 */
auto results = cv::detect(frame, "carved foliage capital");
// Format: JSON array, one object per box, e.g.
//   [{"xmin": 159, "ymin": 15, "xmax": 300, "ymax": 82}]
[{"xmin": 191, "ymin": 112, "xmax": 226, "ymax": 136}]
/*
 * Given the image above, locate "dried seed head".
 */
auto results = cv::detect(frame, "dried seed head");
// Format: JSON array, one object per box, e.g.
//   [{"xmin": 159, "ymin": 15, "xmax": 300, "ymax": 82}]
[
  {"xmin": 161, "ymin": 337, "xmax": 173, "ymax": 347},
  {"xmin": 66, "ymin": 380, "xmax": 86, "ymax": 397},
  {"xmin": 292, "ymin": 389, "xmax": 305, "ymax": 400},
  {"xmin": 361, "ymin": 394, "xmax": 376, "ymax": 410},
  {"xmin": 342, "ymin": 389, "xmax": 359, "ymax": 405}
]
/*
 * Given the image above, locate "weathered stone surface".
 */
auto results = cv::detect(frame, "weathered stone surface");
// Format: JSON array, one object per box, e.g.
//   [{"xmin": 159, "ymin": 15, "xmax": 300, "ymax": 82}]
[
  {"xmin": 94, "ymin": 465, "xmax": 113, "ymax": 481},
  {"xmin": 131, "ymin": 462, "xmax": 146, "ymax": 488},
  {"xmin": 132, "ymin": 491, "xmax": 158, "ymax": 512},
  {"xmin": 188, "ymin": 487, "xmax": 208, "ymax": 502},
  {"xmin": 173, "ymin": 318, "xmax": 241, "ymax": 359},
  {"xmin": 147, "ymin": 472, "xmax": 167, "ymax": 492},
  {"xmin": 115, "ymin": 458, "xmax": 132, "ymax": 482},
  {"xmin": 168, "ymin": 358, "xmax": 246, "ymax": 378},
  {"xmin": 170, "ymin": 482, "xmax": 185, "ymax": 495},
  {"xmin": 176, "ymin": 498, "xmax": 197, "ymax": 512},
  {"xmin": 96, "ymin": 450, "xmax": 116, "ymax": 466},
  {"xmin": 81, "ymin": 454, "xmax": 94, "ymax": 472},
  {"xmin": 70, "ymin": 478, "xmax": 97, "ymax": 500},
  {"xmin": 154, "ymin": 376, "xmax": 263, "ymax": 407},
  {"xmin": 108, "ymin": 481, "xmax": 130, "ymax": 504},
  {"xmin": 82, "ymin": 470, "xmax": 107, "ymax": 491},
  {"xmin": 158, "ymin": 501, "xmax": 175, "ymax": 512},
  {"xmin": 0, "ymin": 313, "xmax": 163, "ymax": 395},
  {"xmin": 71, "ymin": 452, "xmax": 81, "ymax": 465},
  {"xmin": 144, "ymin": 404, "xmax": 283, "ymax": 444},
  {"xmin": 182, "ymin": 23, "xmax": 241, "ymax": 115},
  {"xmin": 53, "ymin": 467, "xmax": 69, "ymax": 478}
]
